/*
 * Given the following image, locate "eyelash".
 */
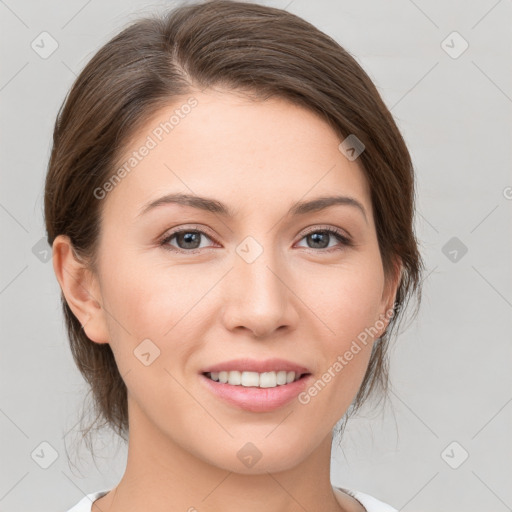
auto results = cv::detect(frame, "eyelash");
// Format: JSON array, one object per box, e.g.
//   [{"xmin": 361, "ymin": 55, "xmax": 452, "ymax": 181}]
[{"xmin": 158, "ymin": 225, "xmax": 353, "ymax": 254}]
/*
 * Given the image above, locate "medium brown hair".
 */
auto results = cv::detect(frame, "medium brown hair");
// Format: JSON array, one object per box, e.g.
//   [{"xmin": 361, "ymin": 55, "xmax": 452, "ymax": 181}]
[{"xmin": 45, "ymin": 0, "xmax": 424, "ymax": 448}]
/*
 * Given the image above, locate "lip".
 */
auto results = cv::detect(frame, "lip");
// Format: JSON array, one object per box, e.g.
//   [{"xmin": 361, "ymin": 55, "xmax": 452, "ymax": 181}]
[
  {"xmin": 200, "ymin": 358, "xmax": 311, "ymax": 374},
  {"xmin": 200, "ymin": 372, "xmax": 313, "ymax": 413}
]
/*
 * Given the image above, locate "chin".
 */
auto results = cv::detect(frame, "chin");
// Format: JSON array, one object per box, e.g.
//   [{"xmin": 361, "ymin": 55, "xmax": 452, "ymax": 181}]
[
  {"xmin": 201, "ymin": 438, "xmax": 312, "ymax": 475},
  {"xmin": 227, "ymin": 455, "xmax": 307, "ymax": 475}
]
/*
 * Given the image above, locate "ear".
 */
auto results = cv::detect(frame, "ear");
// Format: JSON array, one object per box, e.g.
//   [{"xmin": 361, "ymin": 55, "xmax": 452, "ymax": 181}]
[
  {"xmin": 376, "ymin": 254, "xmax": 403, "ymax": 337},
  {"xmin": 52, "ymin": 234, "xmax": 109, "ymax": 344}
]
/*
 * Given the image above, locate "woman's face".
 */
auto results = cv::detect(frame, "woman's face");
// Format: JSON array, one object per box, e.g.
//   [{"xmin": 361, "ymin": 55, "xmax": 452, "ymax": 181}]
[{"xmin": 70, "ymin": 89, "xmax": 399, "ymax": 473}]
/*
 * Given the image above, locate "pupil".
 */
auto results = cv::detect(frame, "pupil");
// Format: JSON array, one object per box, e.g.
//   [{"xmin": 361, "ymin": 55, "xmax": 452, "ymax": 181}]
[
  {"xmin": 179, "ymin": 231, "xmax": 200, "ymax": 249},
  {"xmin": 309, "ymin": 232, "xmax": 328, "ymax": 249}
]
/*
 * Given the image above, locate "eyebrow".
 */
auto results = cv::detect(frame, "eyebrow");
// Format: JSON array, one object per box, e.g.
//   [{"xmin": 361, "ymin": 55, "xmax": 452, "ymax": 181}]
[{"xmin": 137, "ymin": 193, "xmax": 368, "ymax": 224}]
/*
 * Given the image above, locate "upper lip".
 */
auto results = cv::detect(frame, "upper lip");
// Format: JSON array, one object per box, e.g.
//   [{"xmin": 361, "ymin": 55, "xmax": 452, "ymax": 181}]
[{"xmin": 201, "ymin": 358, "xmax": 311, "ymax": 375}]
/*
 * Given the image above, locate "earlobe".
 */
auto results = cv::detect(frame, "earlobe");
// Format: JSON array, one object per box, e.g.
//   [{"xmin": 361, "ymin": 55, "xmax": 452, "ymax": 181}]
[
  {"xmin": 384, "ymin": 255, "xmax": 402, "ymax": 303},
  {"xmin": 378, "ymin": 255, "xmax": 403, "ymax": 336},
  {"xmin": 52, "ymin": 235, "xmax": 109, "ymax": 344}
]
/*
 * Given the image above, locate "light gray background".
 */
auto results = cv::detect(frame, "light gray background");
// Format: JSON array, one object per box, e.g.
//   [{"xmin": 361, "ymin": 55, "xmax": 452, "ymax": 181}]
[{"xmin": 1, "ymin": 0, "xmax": 511, "ymax": 511}]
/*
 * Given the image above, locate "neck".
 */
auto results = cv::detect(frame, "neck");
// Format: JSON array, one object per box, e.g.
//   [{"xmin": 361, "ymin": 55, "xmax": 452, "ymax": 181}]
[{"xmin": 94, "ymin": 397, "xmax": 347, "ymax": 512}]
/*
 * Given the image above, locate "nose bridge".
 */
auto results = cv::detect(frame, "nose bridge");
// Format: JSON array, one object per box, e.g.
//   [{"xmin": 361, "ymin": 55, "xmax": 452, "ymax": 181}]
[
  {"xmin": 221, "ymin": 231, "xmax": 293, "ymax": 336},
  {"xmin": 235, "ymin": 232, "xmax": 286, "ymax": 303}
]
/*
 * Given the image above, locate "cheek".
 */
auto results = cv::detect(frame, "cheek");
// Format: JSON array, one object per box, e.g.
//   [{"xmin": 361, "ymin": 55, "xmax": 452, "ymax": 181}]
[
  {"xmin": 293, "ymin": 256, "xmax": 384, "ymax": 397},
  {"xmin": 97, "ymin": 254, "xmax": 203, "ymax": 406},
  {"xmin": 296, "ymin": 255, "xmax": 385, "ymax": 342},
  {"xmin": 99, "ymin": 248, "xmax": 217, "ymax": 351}
]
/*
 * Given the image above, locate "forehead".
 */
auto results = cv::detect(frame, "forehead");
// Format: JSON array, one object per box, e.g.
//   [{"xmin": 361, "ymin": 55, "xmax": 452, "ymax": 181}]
[{"xmin": 103, "ymin": 89, "xmax": 372, "ymax": 221}]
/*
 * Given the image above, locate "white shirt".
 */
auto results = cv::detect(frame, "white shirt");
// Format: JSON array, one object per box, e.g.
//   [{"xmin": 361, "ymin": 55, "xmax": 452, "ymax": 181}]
[{"xmin": 65, "ymin": 486, "xmax": 398, "ymax": 511}]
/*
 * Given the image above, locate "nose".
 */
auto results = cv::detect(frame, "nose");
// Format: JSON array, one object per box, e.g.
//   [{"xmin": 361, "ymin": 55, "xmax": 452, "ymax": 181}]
[{"xmin": 219, "ymin": 242, "xmax": 299, "ymax": 339}]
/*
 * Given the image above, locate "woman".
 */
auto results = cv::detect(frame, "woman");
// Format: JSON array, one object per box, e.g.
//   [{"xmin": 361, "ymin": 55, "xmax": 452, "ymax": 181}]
[{"xmin": 45, "ymin": 1, "xmax": 423, "ymax": 511}]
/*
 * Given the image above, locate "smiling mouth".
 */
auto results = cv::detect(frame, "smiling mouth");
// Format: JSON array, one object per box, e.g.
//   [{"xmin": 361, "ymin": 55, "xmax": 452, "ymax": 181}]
[{"xmin": 203, "ymin": 370, "xmax": 310, "ymax": 389}]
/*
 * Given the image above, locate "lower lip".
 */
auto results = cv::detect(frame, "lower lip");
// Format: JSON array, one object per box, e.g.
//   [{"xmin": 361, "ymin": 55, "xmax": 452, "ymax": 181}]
[{"xmin": 200, "ymin": 374, "xmax": 312, "ymax": 413}]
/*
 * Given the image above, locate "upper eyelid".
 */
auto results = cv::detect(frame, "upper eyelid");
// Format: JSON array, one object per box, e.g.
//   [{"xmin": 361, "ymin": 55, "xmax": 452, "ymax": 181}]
[
  {"xmin": 160, "ymin": 224, "xmax": 218, "ymax": 242},
  {"xmin": 301, "ymin": 224, "xmax": 350, "ymax": 237}
]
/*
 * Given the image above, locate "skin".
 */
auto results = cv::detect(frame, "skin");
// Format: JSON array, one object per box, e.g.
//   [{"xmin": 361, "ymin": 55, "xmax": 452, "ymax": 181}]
[{"xmin": 53, "ymin": 89, "xmax": 401, "ymax": 512}]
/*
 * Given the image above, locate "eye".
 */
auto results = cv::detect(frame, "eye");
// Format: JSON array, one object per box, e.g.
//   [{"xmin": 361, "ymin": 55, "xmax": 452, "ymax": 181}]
[
  {"xmin": 295, "ymin": 226, "xmax": 353, "ymax": 251},
  {"xmin": 159, "ymin": 225, "xmax": 353, "ymax": 254},
  {"xmin": 159, "ymin": 227, "xmax": 218, "ymax": 253}
]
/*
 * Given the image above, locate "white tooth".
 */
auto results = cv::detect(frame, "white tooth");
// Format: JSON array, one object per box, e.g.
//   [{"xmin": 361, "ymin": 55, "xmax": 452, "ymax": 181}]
[
  {"xmin": 286, "ymin": 371, "xmax": 296, "ymax": 384},
  {"xmin": 228, "ymin": 370, "xmax": 241, "ymax": 385},
  {"xmin": 241, "ymin": 371, "xmax": 260, "ymax": 387},
  {"xmin": 210, "ymin": 370, "xmax": 300, "ymax": 387},
  {"xmin": 259, "ymin": 371, "xmax": 277, "ymax": 388},
  {"xmin": 276, "ymin": 370, "xmax": 287, "ymax": 385}
]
